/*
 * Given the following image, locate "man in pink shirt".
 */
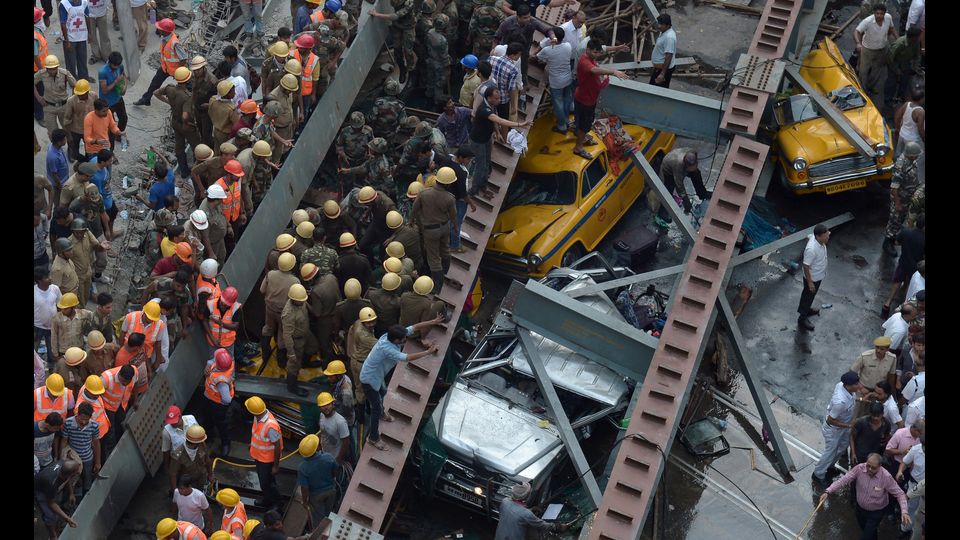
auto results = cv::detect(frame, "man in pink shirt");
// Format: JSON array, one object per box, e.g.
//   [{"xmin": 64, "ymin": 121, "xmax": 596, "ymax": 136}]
[
  {"xmin": 885, "ymin": 421, "xmax": 923, "ymax": 477},
  {"xmin": 820, "ymin": 453, "xmax": 910, "ymax": 538}
]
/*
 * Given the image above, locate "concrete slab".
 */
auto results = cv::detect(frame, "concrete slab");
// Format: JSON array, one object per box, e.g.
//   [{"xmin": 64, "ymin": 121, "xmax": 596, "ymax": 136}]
[{"xmin": 664, "ymin": 0, "xmax": 757, "ymax": 72}]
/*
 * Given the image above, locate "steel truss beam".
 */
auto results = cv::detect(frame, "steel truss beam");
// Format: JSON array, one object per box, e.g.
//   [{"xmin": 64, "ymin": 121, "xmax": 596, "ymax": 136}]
[{"xmin": 598, "ymin": 79, "xmax": 725, "ymax": 141}]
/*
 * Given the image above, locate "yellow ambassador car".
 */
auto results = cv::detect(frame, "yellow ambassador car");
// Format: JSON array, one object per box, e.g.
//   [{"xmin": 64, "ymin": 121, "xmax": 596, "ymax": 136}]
[
  {"xmin": 773, "ymin": 38, "xmax": 894, "ymax": 195},
  {"xmin": 484, "ymin": 114, "xmax": 675, "ymax": 278}
]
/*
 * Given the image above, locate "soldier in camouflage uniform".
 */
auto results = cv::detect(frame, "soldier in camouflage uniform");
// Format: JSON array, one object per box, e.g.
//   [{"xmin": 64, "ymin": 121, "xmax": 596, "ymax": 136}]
[
  {"xmin": 338, "ymin": 138, "xmax": 396, "ymax": 196},
  {"xmin": 429, "ymin": 126, "xmax": 450, "ymax": 156},
  {"xmin": 312, "ymin": 24, "xmax": 347, "ymax": 99},
  {"xmin": 395, "ymin": 122, "xmax": 434, "ymax": 191},
  {"xmin": 425, "ymin": 15, "xmax": 452, "ymax": 108},
  {"xmin": 370, "ymin": 0, "xmax": 421, "ymax": 76},
  {"xmin": 415, "ymin": 0, "xmax": 438, "ymax": 89},
  {"xmin": 439, "ymin": 0, "xmax": 459, "ymax": 46},
  {"xmin": 883, "ymin": 142, "xmax": 923, "ymax": 257},
  {"xmin": 337, "ymin": 112, "xmax": 375, "ymax": 169},
  {"xmin": 301, "ymin": 226, "xmax": 341, "ymax": 277},
  {"xmin": 249, "ymin": 140, "xmax": 279, "ymax": 208},
  {"xmin": 392, "ymin": 115, "xmax": 420, "ymax": 160},
  {"xmin": 253, "ymin": 101, "xmax": 293, "ymax": 159},
  {"xmin": 142, "ymin": 272, "xmax": 194, "ymax": 344},
  {"xmin": 906, "ymin": 183, "xmax": 924, "ymax": 228},
  {"xmin": 344, "ymin": 0, "xmax": 361, "ymax": 20},
  {"xmin": 369, "ymin": 79, "xmax": 408, "ymax": 139},
  {"xmin": 396, "ymin": 180, "xmax": 422, "ymax": 222},
  {"xmin": 470, "ymin": 0, "xmax": 506, "ymax": 56}
]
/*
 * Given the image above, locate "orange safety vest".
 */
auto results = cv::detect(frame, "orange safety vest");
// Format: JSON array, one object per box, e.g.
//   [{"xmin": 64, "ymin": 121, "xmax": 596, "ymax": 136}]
[
  {"xmin": 160, "ymin": 33, "xmax": 182, "ymax": 76},
  {"xmin": 215, "ymin": 176, "xmax": 242, "ymax": 222},
  {"xmin": 293, "ymin": 49, "xmax": 320, "ymax": 97},
  {"xmin": 207, "ymin": 298, "xmax": 241, "ymax": 347},
  {"xmin": 196, "ymin": 275, "xmax": 222, "ymax": 305},
  {"xmin": 204, "ymin": 363, "xmax": 235, "ymax": 404},
  {"xmin": 249, "ymin": 410, "xmax": 283, "ymax": 463},
  {"xmin": 124, "ymin": 311, "xmax": 166, "ymax": 362},
  {"xmin": 175, "ymin": 521, "xmax": 205, "ymax": 540},
  {"xmin": 75, "ymin": 391, "xmax": 110, "ymax": 439},
  {"xmin": 221, "ymin": 501, "xmax": 247, "ymax": 537},
  {"xmin": 310, "ymin": 9, "xmax": 325, "ymax": 24},
  {"xmin": 34, "ymin": 387, "xmax": 73, "ymax": 422},
  {"xmin": 34, "ymin": 29, "xmax": 49, "ymax": 73},
  {"xmin": 100, "ymin": 366, "xmax": 137, "ymax": 412}
]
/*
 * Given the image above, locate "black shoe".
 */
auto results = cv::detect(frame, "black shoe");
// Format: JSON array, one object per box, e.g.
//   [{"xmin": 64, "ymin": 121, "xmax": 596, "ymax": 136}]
[
  {"xmin": 286, "ymin": 375, "xmax": 308, "ymax": 397},
  {"xmin": 133, "ymin": 98, "xmax": 150, "ymax": 106},
  {"xmin": 798, "ymin": 317, "xmax": 815, "ymax": 331},
  {"xmin": 808, "ymin": 308, "xmax": 821, "ymax": 316},
  {"xmin": 811, "ymin": 472, "xmax": 825, "ymax": 487},
  {"xmin": 882, "ymin": 237, "xmax": 898, "ymax": 257},
  {"xmin": 237, "ymin": 357, "xmax": 254, "ymax": 368}
]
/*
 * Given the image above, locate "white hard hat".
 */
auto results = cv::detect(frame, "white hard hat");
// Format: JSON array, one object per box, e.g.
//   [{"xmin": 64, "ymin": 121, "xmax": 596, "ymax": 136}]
[
  {"xmin": 207, "ymin": 184, "xmax": 227, "ymax": 199},
  {"xmin": 190, "ymin": 209, "xmax": 209, "ymax": 230},
  {"xmin": 200, "ymin": 258, "xmax": 219, "ymax": 278}
]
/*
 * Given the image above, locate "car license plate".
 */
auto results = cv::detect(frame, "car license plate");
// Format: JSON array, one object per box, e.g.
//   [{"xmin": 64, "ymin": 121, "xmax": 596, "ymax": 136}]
[
  {"xmin": 441, "ymin": 482, "xmax": 483, "ymax": 507},
  {"xmin": 825, "ymin": 179, "xmax": 866, "ymax": 195}
]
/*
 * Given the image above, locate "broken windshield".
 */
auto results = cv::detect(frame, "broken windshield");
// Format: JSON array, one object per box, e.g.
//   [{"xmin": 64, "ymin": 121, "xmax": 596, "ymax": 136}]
[
  {"xmin": 504, "ymin": 171, "xmax": 578, "ymax": 208},
  {"xmin": 776, "ymin": 85, "xmax": 866, "ymax": 125}
]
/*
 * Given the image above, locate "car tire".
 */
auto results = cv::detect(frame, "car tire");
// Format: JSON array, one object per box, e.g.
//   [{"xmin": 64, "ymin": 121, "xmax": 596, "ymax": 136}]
[{"xmin": 561, "ymin": 243, "xmax": 586, "ymax": 268}]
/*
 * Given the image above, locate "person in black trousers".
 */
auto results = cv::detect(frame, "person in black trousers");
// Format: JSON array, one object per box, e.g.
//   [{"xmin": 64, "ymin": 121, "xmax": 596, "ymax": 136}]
[{"xmin": 798, "ymin": 224, "xmax": 830, "ymax": 331}]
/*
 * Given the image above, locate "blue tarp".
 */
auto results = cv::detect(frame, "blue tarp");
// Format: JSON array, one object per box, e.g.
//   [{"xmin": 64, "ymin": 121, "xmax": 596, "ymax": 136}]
[{"xmin": 693, "ymin": 196, "xmax": 795, "ymax": 252}]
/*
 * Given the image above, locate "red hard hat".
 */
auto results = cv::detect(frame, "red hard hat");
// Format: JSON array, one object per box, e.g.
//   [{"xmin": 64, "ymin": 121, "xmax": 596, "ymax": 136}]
[
  {"xmin": 214, "ymin": 348, "xmax": 233, "ymax": 370},
  {"xmin": 156, "ymin": 18, "xmax": 176, "ymax": 33},
  {"xmin": 294, "ymin": 34, "xmax": 315, "ymax": 49},
  {"xmin": 222, "ymin": 286, "xmax": 239, "ymax": 306},
  {"xmin": 34, "ymin": 7, "xmax": 44, "ymax": 23},
  {"xmin": 224, "ymin": 159, "xmax": 245, "ymax": 177}
]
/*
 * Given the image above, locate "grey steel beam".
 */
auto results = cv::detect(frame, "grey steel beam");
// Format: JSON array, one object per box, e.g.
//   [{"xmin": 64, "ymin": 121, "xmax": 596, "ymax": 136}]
[
  {"xmin": 729, "ymin": 211, "xmax": 855, "ymax": 267},
  {"xmin": 637, "ymin": 0, "xmax": 660, "ymax": 22},
  {"xmin": 59, "ymin": 5, "xmax": 389, "ymax": 538},
  {"xmin": 782, "ymin": 65, "xmax": 877, "ymax": 158},
  {"xmin": 598, "ymin": 79, "xmax": 725, "ymax": 141},
  {"xmin": 606, "ymin": 57, "xmax": 696, "ymax": 71},
  {"xmin": 235, "ymin": 374, "xmax": 329, "ymax": 405},
  {"xmin": 114, "ymin": 0, "xmax": 141, "ymax": 83},
  {"xmin": 566, "ymin": 264, "xmax": 686, "ymax": 298},
  {"xmin": 716, "ymin": 295, "xmax": 796, "ymax": 474},
  {"xmin": 511, "ymin": 280, "xmax": 659, "ymax": 383},
  {"xmin": 629, "ymin": 149, "xmax": 698, "ymax": 241},
  {"xmin": 518, "ymin": 328, "xmax": 604, "ymax": 507}
]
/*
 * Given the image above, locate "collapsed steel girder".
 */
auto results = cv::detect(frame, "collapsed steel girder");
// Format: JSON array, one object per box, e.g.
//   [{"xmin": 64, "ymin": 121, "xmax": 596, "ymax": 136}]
[{"xmin": 598, "ymin": 79, "xmax": 725, "ymax": 141}]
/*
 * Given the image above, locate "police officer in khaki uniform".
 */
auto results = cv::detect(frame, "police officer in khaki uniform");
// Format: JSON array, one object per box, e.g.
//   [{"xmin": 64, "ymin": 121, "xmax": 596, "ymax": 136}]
[
  {"xmin": 266, "ymin": 233, "xmax": 298, "ymax": 273},
  {"xmin": 385, "ymin": 211, "xmax": 424, "ymax": 274},
  {"xmin": 292, "ymin": 221, "xmax": 315, "ymax": 264},
  {"xmin": 333, "ymin": 278, "xmax": 373, "ymax": 342},
  {"xmin": 301, "ymin": 263, "xmax": 341, "ymax": 364},
  {"xmin": 209, "ymin": 80, "xmax": 239, "ymax": 151},
  {"xmin": 269, "ymin": 74, "xmax": 301, "ymax": 163},
  {"xmin": 321, "ymin": 200, "xmax": 358, "ymax": 242},
  {"xmin": 33, "ymin": 55, "xmax": 77, "ymax": 137},
  {"xmin": 355, "ymin": 186, "xmax": 397, "ymax": 261},
  {"xmin": 154, "ymin": 67, "xmax": 200, "ymax": 178},
  {"xmin": 192, "ymin": 143, "xmax": 237, "ymax": 207},
  {"xmin": 199, "ymin": 184, "xmax": 231, "ymax": 263},
  {"xmin": 51, "ymin": 238, "xmax": 80, "ymax": 297},
  {"xmin": 281, "ymin": 283, "xmax": 314, "ymax": 396},
  {"xmin": 189, "ymin": 56, "xmax": 218, "ymax": 147},
  {"xmin": 412, "ymin": 167, "xmax": 458, "ymax": 294},
  {"xmin": 851, "ymin": 336, "xmax": 898, "ymax": 417},
  {"xmin": 366, "ymin": 272, "xmax": 402, "ymax": 336},
  {"xmin": 259, "ymin": 252, "xmax": 300, "ymax": 361},
  {"xmin": 260, "ymin": 41, "xmax": 290, "ymax": 97},
  {"xmin": 189, "ymin": 144, "xmax": 215, "ymax": 207},
  {"xmin": 69, "ymin": 218, "xmax": 108, "ymax": 307},
  {"xmin": 400, "ymin": 276, "xmax": 445, "ymax": 339}
]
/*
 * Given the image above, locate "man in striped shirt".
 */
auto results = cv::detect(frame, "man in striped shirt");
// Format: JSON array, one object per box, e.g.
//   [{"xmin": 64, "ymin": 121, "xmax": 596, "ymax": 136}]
[
  {"xmin": 63, "ymin": 402, "xmax": 101, "ymax": 499},
  {"xmin": 489, "ymin": 43, "xmax": 523, "ymax": 119}
]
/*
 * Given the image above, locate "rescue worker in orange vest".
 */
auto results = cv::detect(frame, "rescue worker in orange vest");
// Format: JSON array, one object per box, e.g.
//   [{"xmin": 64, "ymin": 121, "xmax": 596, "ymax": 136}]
[
  {"xmin": 245, "ymin": 396, "xmax": 283, "ymax": 509},
  {"xmin": 197, "ymin": 258, "xmax": 223, "ymax": 318},
  {"xmin": 292, "ymin": 34, "xmax": 322, "ymax": 115},
  {"xmin": 76, "ymin": 374, "xmax": 112, "ymax": 455},
  {"xmin": 205, "ymin": 286, "xmax": 242, "ymax": 358},
  {"xmin": 215, "ymin": 488, "xmax": 247, "ymax": 538},
  {"xmin": 120, "ymin": 300, "xmax": 169, "ymax": 372},
  {"xmin": 100, "ymin": 364, "xmax": 140, "ymax": 446},
  {"xmin": 214, "ymin": 160, "xmax": 250, "ymax": 240},
  {"xmin": 204, "ymin": 348, "xmax": 236, "ymax": 457},
  {"xmin": 155, "ymin": 517, "xmax": 208, "ymax": 540},
  {"xmin": 35, "ymin": 373, "xmax": 75, "ymax": 422},
  {"xmin": 34, "ymin": 7, "xmax": 50, "ymax": 122},
  {"xmin": 134, "ymin": 18, "xmax": 189, "ymax": 107}
]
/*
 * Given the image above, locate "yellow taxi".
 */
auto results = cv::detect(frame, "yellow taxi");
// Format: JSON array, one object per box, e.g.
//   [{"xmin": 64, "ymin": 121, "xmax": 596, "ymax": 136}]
[
  {"xmin": 772, "ymin": 38, "xmax": 894, "ymax": 195},
  {"xmin": 483, "ymin": 114, "xmax": 675, "ymax": 278}
]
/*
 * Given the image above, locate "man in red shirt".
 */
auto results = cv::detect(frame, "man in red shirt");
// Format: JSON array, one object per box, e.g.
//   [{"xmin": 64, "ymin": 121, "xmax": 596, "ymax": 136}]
[{"xmin": 572, "ymin": 39, "xmax": 627, "ymax": 160}]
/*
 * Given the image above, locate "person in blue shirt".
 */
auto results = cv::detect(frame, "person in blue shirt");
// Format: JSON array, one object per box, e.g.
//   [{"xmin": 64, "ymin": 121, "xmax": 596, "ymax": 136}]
[
  {"xmin": 87, "ymin": 148, "xmax": 118, "ymax": 225},
  {"xmin": 46, "ymin": 130, "xmax": 70, "ymax": 208},
  {"xmin": 97, "ymin": 52, "xmax": 128, "ymax": 139},
  {"xmin": 138, "ymin": 153, "xmax": 177, "ymax": 211},
  {"xmin": 359, "ymin": 316, "xmax": 444, "ymax": 450},
  {"xmin": 296, "ymin": 434, "xmax": 338, "ymax": 528},
  {"xmin": 294, "ymin": 0, "xmax": 316, "ymax": 35}
]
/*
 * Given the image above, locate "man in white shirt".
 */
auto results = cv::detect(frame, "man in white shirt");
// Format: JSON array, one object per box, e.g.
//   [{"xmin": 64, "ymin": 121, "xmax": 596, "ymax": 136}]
[
  {"xmin": 173, "ymin": 475, "xmax": 212, "ymax": 529},
  {"xmin": 560, "ymin": 11, "xmax": 587, "ymax": 67},
  {"xmin": 650, "ymin": 14, "xmax": 678, "ymax": 88},
  {"xmin": 537, "ymin": 27, "xmax": 574, "ymax": 133},
  {"xmin": 903, "ymin": 395, "xmax": 924, "ymax": 426},
  {"xmin": 901, "ymin": 355, "xmax": 924, "ymax": 404},
  {"xmin": 906, "ymin": 0, "xmax": 925, "ymax": 34},
  {"xmin": 35, "ymin": 268, "xmax": 63, "ymax": 365},
  {"xmin": 812, "ymin": 371, "xmax": 862, "ymax": 486},
  {"xmin": 797, "ymin": 224, "xmax": 830, "ymax": 331},
  {"xmin": 897, "ymin": 434, "xmax": 924, "ymax": 536},
  {"xmin": 872, "ymin": 381, "xmax": 903, "ymax": 429},
  {"xmin": 882, "ymin": 302, "xmax": 917, "ymax": 353},
  {"xmin": 854, "ymin": 3, "xmax": 897, "ymax": 105},
  {"xmin": 904, "ymin": 261, "xmax": 924, "ymax": 302}
]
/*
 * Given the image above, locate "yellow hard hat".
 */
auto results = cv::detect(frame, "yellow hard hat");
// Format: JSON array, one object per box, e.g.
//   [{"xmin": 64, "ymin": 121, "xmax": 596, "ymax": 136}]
[
  {"xmin": 358, "ymin": 186, "xmax": 377, "ymax": 204},
  {"xmin": 323, "ymin": 360, "xmax": 347, "ymax": 376},
  {"xmin": 186, "ymin": 424, "xmax": 207, "ymax": 443},
  {"xmin": 217, "ymin": 78, "xmax": 235, "ymax": 97},
  {"xmin": 156, "ymin": 517, "xmax": 178, "ymax": 538},
  {"xmin": 278, "ymin": 252, "xmax": 297, "ymax": 272},
  {"xmin": 174, "ymin": 66, "xmax": 192, "ymax": 83},
  {"xmin": 299, "ymin": 434, "xmax": 320, "ymax": 458},
  {"xmin": 300, "ymin": 262, "xmax": 319, "ymax": 281},
  {"xmin": 423, "ymin": 174, "xmax": 437, "ymax": 188},
  {"xmin": 194, "ymin": 144, "xmax": 214, "ymax": 162},
  {"xmin": 406, "ymin": 181, "xmax": 424, "ymax": 199},
  {"xmin": 64, "ymin": 346, "xmax": 88, "ymax": 366},
  {"xmin": 57, "ymin": 292, "xmax": 79, "ymax": 309},
  {"xmin": 382, "ymin": 272, "xmax": 401, "ymax": 292},
  {"xmin": 436, "ymin": 166, "xmax": 457, "ymax": 184},
  {"xmin": 243, "ymin": 519, "xmax": 262, "ymax": 539},
  {"xmin": 44, "ymin": 54, "xmax": 61, "ymax": 69},
  {"xmin": 189, "ymin": 55, "xmax": 208, "ymax": 71},
  {"xmin": 210, "ymin": 531, "xmax": 233, "ymax": 540},
  {"xmin": 386, "ymin": 210, "xmax": 403, "ymax": 230},
  {"xmin": 84, "ymin": 375, "xmax": 105, "ymax": 395},
  {"xmin": 73, "ymin": 79, "xmax": 91, "ymax": 96},
  {"xmin": 284, "ymin": 58, "xmax": 302, "ymax": 76},
  {"xmin": 359, "ymin": 306, "xmax": 377, "ymax": 322},
  {"xmin": 280, "ymin": 73, "xmax": 299, "ymax": 92},
  {"xmin": 316, "ymin": 391, "xmax": 335, "ymax": 407},
  {"xmin": 215, "ymin": 488, "xmax": 240, "ymax": 507},
  {"xmin": 386, "ymin": 241, "xmax": 405, "ymax": 259},
  {"xmin": 45, "ymin": 373, "xmax": 66, "ymax": 397},
  {"xmin": 144, "ymin": 301, "xmax": 161, "ymax": 321},
  {"xmin": 414, "ymin": 275, "xmax": 435, "ymax": 295},
  {"xmin": 344, "ymin": 278, "xmax": 362, "ymax": 299},
  {"xmin": 339, "ymin": 232, "xmax": 357, "ymax": 248},
  {"xmin": 288, "ymin": 283, "xmax": 309, "ymax": 301},
  {"xmin": 253, "ymin": 139, "xmax": 272, "ymax": 158},
  {"xmin": 269, "ymin": 40, "xmax": 290, "ymax": 58},
  {"xmin": 87, "ymin": 330, "xmax": 106, "ymax": 351},
  {"xmin": 383, "ymin": 257, "xmax": 403, "ymax": 274},
  {"xmin": 323, "ymin": 200, "xmax": 341, "ymax": 219},
  {"xmin": 296, "ymin": 220, "xmax": 315, "ymax": 239},
  {"xmin": 276, "ymin": 233, "xmax": 297, "ymax": 251},
  {"xmin": 245, "ymin": 396, "xmax": 266, "ymax": 416},
  {"xmin": 292, "ymin": 209, "xmax": 310, "ymax": 226}
]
